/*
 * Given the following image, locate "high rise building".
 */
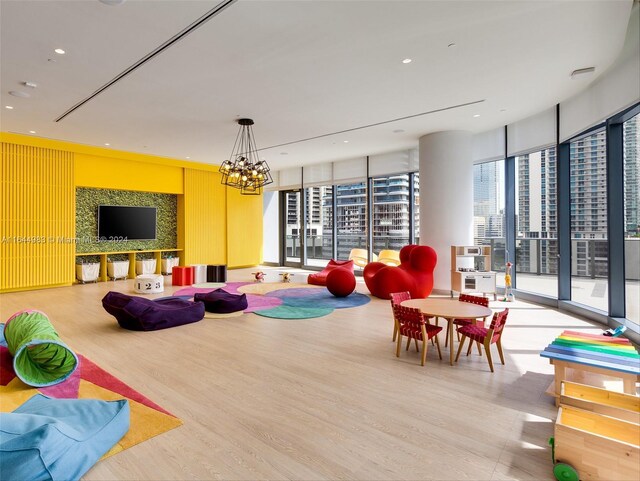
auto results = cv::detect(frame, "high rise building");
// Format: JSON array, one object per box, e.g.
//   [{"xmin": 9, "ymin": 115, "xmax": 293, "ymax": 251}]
[{"xmin": 624, "ymin": 115, "xmax": 640, "ymax": 237}]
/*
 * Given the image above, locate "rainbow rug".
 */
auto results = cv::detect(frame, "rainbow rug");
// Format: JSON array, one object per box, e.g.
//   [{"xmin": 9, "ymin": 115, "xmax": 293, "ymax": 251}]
[{"xmin": 0, "ymin": 334, "xmax": 182, "ymax": 458}]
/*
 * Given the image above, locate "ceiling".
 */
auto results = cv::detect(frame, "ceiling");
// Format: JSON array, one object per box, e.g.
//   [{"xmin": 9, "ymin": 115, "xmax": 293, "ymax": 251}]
[{"xmin": 0, "ymin": 0, "xmax": 634, "ymax": 171}]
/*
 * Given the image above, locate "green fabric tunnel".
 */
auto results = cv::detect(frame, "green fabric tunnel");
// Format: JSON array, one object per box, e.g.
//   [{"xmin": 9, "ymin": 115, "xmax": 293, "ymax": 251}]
[{"xmin": 4, "ymin": 310, "xmax": 79, "ymax": 387}]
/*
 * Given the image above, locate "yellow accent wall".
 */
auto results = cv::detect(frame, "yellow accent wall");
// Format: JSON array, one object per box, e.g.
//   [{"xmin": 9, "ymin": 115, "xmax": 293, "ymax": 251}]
[
  {"xmin": 0, "ymin": 133, "xmax": 263, "ymax": 292},
  {"xmin": 1, "ymin": 143, "xmax": 75, "ymax": 291},
  {"xmin": 182, "ymin": 169, "xmax": 226, "ymax": 265},
  {"xmin": 75, "ymin": 154, "xmax": 183, "ymax": 194},
  {"xmin": 226, "ymin": 187, "xmax": 263, "ymax": 268}
]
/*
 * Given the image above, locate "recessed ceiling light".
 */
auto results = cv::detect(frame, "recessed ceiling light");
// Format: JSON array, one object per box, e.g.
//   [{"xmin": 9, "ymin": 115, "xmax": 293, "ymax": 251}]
[
  {"xmin": 99, "ymin": 0, "xmax": 127, "ymax": 5},
  {"xmin": 104, "ymin": 143, "xmax": 110, "ymax": 146},
  {"xmin": 402, "ymin": 58, "xmax": 412, "ymax": 64},
  {"xmin": 54, "ymin": 48, "xmax": 66, "ymax": 55},
  {"xmin": 5, "ymin": 105, "xmax": 14, "ymax": 109},
  {"xmin": 23, "ymin": 81, "xmax": 38, "ymax": 89},
  {"xmin": 473, "ymin": 114, "xmax": 481, "ymax": 118},
  {"xmin": 448, "ymin": 43, "xmax": 456, "ymax": 48},
  {"xmin": 9, "ymin": 90, "xmax": 30, "ymax": 98},
  {"xmin": 186, "ymin": 156, "xmax": 190, "ymax": 159},
  {"xmin": 29, "ymin": 130, "xmax": 36, "ymax": 134},
  {"xmin": 393, "ymin": 129, "xmax": 405, "ymax": 133},
  {"xmin": 343, "ymin": 140, "xmax": 349, "ymax": 143}
]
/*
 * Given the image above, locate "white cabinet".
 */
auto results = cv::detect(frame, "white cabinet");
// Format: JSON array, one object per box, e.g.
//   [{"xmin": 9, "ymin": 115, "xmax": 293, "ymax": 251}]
[{"xmin": 451, "ymin": 245, "xmax": 497, "ymax": 299}]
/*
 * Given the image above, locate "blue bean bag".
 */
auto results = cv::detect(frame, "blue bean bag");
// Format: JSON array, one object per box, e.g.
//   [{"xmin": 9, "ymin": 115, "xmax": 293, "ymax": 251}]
[
  {"xmin": 0, "ymin": 394, "xmax": 129, "ymax": 481},
  {"xmin": 194, "ymin": 288, "xmax": 248, "ymax": 313},
  {"xmin": 102, "ymin": 291, "xmax": 204, "ymax": 331}
]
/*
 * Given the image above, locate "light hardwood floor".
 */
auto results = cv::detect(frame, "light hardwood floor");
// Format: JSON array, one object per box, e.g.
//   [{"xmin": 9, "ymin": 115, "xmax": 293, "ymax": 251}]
[{"xmin": 0, "ymin": 268, "xmax": 622, "ymax": 480}]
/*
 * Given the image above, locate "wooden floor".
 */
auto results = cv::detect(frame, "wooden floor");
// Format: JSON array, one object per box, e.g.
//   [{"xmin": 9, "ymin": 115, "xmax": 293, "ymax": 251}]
[{"xmin": 0, "ymin": 268, "xmax": 618, "ymax": 480}]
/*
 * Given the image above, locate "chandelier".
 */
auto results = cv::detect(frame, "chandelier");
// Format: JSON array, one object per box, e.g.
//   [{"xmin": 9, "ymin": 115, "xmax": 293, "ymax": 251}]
[{"xmin": 219, "ymin": 118, "xmax": 273, "ymax": 195}]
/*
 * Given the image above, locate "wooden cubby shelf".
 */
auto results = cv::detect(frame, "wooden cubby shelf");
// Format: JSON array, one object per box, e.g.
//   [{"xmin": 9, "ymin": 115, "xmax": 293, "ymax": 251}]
[{"xmin": 75, "ymin": 248, "xmax": 182, "ymax": 282}]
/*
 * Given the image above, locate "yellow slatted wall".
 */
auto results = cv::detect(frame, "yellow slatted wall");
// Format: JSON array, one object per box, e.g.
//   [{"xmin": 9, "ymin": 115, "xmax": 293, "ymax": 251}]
[
  {"xmin": 1, "ymin": 143, "xmax": 75, "ymax": 291},
  {"xmin": 226, "ymin": 187, "xmax": 263, "ymax": 268},
  {"xmin": 182, "ymin": 168, "xmax": 226, "ymax": 265}
]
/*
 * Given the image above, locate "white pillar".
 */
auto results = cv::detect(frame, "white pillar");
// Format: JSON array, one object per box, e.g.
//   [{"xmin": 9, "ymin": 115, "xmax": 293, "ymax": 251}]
[{"xmin": 419, "ymin": 131, "xmax": 473, "ymax": 293}]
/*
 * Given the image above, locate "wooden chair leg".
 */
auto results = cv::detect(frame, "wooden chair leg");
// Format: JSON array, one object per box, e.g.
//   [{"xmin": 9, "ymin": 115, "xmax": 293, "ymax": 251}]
[
  {"xmin": 421, "ymin": 339, "xmax": 428, "ymax": 366},
  {"xmin": 476, "ymin": 341, "xmax": 482, "ymax": 356},
  {"xmin": 484, "ymin": 340, "xmax": 494, "ymax": 372},
  {"xmin": 406, "ymin": 336, "xmax": 412, "ymax": 351},
  {"xmin": 444, "ymin": 327, "xmax": 449, "ymax": 348},
  {"xmin": 414, "ymin": 338, "xmax": 420, "ymax": 352},
  {"xmin": 396, "ymin": 334, "xmax": 402, "ymax": 358},
  {"xmin": 455, "ymin": 335, "xmax": 467, "ymax": 362},
  {"xmin": 434, "ymin": 335, "xmax": 442, "ymax": 360},
  {"xmin": 466, "ymin": 338, "xmax": 474, "ymax": 356},
  {"xmin": 496, "ymin": 338, "xmax": 505, "ymax": 365},
  {"xmin": 392, "ymin": 321, "xmax": 398, "ymax": 342}
]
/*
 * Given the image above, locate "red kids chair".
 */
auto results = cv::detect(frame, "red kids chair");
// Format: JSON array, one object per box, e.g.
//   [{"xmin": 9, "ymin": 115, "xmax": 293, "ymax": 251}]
[
  {"xmin": 455, "ymin": 309, "xmax": 509, "ymax": 372},
  {"xmin": 392, "ymin": 304, "xmax": 442, "ymax": 366},
  {"xmin": 364, "ymin": 245, "xmax": 437, "ymax": 300}
]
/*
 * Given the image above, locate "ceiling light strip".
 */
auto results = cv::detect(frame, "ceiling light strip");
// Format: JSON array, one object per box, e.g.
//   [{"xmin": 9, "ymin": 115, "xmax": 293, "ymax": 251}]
[
  {"xmin": 259, "ymin": 99, "xmax": 485, "ymax": 151},
  {"xmin": 55, "ymin": 0, "xmax": 237, "ymax": 122}
]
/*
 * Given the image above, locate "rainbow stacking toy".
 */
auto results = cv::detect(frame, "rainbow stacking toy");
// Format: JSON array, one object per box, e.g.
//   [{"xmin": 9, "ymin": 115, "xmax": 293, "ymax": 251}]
[{"xmin": 541, "ymin": 330, "xmax": 640, "ymax": 403}]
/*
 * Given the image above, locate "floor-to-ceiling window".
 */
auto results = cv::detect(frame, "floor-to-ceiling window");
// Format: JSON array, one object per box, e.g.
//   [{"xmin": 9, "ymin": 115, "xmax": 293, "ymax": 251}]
[
  {"xmin": 372, "ymin": 174, "xmax": 411, "ymax": 254},
  {"xmin": 283, "ymin": 190, "xmax": 301, "ymax": 265},
  {"xmin": 515, "ymin": 147, "xmax": 558, "ymax": 297},
  {"xmin": 570, "ymin": 129, "xmax": 608, "ymax": 312},
  {"xmin": 413, "ymin": 173, "xmax": 420, "ymax": 244},
  {"xmin": 473, "ymin": 159, "xmax": 506, "ymax": 283},
  {"xmin": 623, "ymin": 114, "xmax": 639, "ymax": 326},
  {"xmin": 305, "ymin": 185, "xmax": 333, "ymax": 267},
  {"xmin": 335, "ymin": 182, "xmax": 367, "ymax": 260}
]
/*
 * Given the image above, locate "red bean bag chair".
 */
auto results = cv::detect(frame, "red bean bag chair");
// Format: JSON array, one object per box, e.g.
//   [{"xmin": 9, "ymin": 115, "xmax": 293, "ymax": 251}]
[
  {"xmin": 326, "ymin": 267, "xmax": 356, "ymax": 297},
  {"xmin": 363, "ymin": 245, "xmax": 437, "ymax": 300},
  {"xmin": 308, "ymin": 259, "xmax": 354, "ymax": 286}
]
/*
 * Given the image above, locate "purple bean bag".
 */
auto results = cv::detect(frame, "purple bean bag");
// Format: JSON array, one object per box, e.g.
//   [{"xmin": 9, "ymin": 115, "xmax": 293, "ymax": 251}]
[
  {"xmin": 194, "ymin": 289, "xmax": 248, "ymax": 314},
  {"xmin": 102, "ymin": 291, "xmax": 205, "ymax": 331}
]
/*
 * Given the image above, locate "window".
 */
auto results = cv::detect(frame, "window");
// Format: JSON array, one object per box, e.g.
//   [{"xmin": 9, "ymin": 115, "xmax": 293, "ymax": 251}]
[
  {"xmin": 473, "ymin": 160, "xmax": 505, "ymax": 282},
  {"xmin": 284, "ymin": 190, "xmax": 301, "ymax": 263},
  {"xmin": 335, "ymin": 182, "xmax": 367, "ymax": 260},
  {"xmin": 515, "ymin": 147, "xmax": 558, "ymax": 297},
  {"xmin": 413, "ymin": 173, "xmax": 420, "ymax": 244},
  {"xmin": 372, "ymin": 174, "xmax": 410, "ymax": 254},
  {"xmin": 623, "ymin": 114, "xmax": 639, "ymax": 327},
  {"xmin": 570, "ymin": 129, "xmax": 608, "ymax": 312},
  {"xmin": 304, "ymin": 186, "xmax": 333, "ymax": 267}
]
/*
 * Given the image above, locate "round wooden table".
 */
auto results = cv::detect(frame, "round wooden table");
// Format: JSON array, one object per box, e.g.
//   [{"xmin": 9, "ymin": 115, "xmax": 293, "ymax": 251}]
[{"xmin": 401, "ymin": 298, "xmax": 492, "ymax": 365}]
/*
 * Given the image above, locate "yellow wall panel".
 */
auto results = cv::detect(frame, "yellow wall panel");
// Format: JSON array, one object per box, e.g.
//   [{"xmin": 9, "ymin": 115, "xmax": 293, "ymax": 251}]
[
  {"xmin": 226, "ymin": 187, "xmax": 263, "ymax": 268},
  {"xmin": 1, "ymin": 143, "xmax": 75, "ymax": 291},
  {"xmin": 75, "ymin": 154, "xmax": 183, "ymax": 194},
  {"xmin": 182, "ymin": 169, "xmax": 226, "ymax": 265}
]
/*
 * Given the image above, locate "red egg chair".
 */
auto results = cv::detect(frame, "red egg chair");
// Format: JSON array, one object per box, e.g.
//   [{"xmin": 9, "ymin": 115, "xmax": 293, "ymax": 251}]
[
  {"xmin": 307, "ymin": 259, "xmax": 354, "ymax": 286},
  {"xmin": 364, "ymin": 245, "xmax": 437, "ymax": 300}
]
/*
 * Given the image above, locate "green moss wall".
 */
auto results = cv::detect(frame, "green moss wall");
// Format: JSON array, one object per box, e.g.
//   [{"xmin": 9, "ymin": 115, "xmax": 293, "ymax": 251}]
[{"xmin": 76, "ymin": 188, "xmax": 177, "ymax": 254}]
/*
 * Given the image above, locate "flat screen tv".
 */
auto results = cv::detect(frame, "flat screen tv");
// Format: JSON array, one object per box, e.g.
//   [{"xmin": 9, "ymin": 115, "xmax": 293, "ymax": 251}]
[{"xmin": 97, "ymin": 205, "xmax": 157, "ymax": 241}]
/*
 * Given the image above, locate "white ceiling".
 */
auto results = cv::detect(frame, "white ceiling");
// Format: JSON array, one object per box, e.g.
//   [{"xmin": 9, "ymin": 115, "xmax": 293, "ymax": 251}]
[{"xmin": 0, "ymin": 0, "xmax": 634, "ymax": 171}]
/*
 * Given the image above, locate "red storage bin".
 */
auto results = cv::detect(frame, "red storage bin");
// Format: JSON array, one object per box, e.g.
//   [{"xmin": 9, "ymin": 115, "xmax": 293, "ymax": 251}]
[{"xmin": 172, "ymin": 266, "xmax": 194, "ymax": 286}]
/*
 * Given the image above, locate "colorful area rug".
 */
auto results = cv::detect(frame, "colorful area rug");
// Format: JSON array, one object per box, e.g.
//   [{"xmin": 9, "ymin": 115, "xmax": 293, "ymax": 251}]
[
  {"xmin": 172, "ymin": 282, "xmax": 370, "ymax": 320},
  {"xmin": 254, "ymin": 305, "xmax": 334, "ymax": 319},
  {"xmin": 267, "ymin": 287, "xmax": 371, "ymax": 309},
  {"xmin": 0, "ymin": 339, "xmax": 181, "ymax": 459}
]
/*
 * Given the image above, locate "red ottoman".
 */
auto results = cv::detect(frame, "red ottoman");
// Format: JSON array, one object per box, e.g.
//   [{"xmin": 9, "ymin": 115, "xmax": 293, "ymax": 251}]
[
  {"xmin": 326, "ymin": 267, "xmax": 356, "ymax": 297},
  {"xmin": 172, "ymin": 266, "xmax": 194, "ymax": 286}
]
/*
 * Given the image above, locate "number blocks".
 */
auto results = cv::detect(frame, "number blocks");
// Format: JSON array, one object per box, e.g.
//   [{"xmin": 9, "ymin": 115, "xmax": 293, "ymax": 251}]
[{"xmin": 134, "ymin": 274, "xmax": 164, "ymax": 294}]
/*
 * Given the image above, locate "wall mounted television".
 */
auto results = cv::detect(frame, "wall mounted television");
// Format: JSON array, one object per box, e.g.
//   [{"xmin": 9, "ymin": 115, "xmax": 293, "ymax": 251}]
[{"xmin": 97, "ymin": 205, "xmax": 157, "ymax": 241}]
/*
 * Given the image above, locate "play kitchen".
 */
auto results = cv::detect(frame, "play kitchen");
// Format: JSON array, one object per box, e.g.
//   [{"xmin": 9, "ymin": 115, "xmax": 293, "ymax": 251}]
[{"xmin": 450, "ymin": 245, "xmax": 497, "ymax": 299}]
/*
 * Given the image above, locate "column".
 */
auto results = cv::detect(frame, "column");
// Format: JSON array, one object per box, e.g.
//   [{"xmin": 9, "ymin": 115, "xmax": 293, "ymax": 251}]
[{"xmin": 419, "ymin": 131, "xmax": 473, "ymax": 293}]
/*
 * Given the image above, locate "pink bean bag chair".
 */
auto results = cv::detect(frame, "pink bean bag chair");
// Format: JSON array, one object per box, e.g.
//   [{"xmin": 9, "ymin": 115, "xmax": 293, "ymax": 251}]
[
  {"xmin": 363, "ymin": 245, "xmax": 437, "ymax": 299},
  {"xmin": 308, "ymin": 259, "xmax": 354, "ymax": 286}
]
